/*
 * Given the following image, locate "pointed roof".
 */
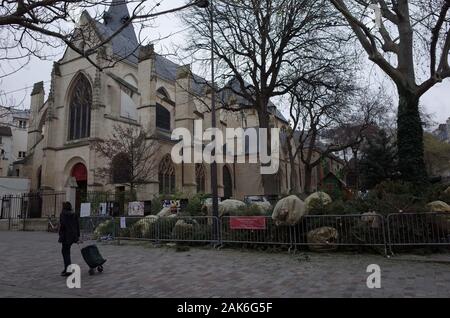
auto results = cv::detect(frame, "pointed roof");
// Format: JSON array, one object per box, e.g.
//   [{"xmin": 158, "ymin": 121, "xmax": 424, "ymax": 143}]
[
  {"xmin": 100, "ymin": 0, "xmax": 138, "ymax": 63},
  {"xmin": 103, "ymin": 0, "xmax": 137, "ymax": 42}
]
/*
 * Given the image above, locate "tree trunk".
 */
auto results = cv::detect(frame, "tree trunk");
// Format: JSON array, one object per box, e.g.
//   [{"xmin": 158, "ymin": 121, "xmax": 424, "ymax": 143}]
[
  {"xmin": 257, "ymin": 109, "xmax": 278, "ymax": 196},
  {"xmin": 396, "ymin": 90, "xmax": 427, "ymax": 184},
  {"xmin": 286, "ymin": 136, "xmax": 299, "ymax": 194},
  {"xmin": 352, "ymin": 149, "xmax": 359, "ymax": 190},
  {"xmin": 304, "ymin": 164, "xmax": 313, "ymax": 194}
]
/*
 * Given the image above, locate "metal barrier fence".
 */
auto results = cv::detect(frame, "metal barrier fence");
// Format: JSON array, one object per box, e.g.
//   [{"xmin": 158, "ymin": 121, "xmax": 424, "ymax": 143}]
[
  {"xmin": 387, "ymin": 213, "xmax": 450, "ymax": 252},
  {"xmin": 0, "ymin": 192, "xmax": 66, "ymax": 230},
  {"xmin": 220, "ymin": 214, "xmax": 386, "ymax": 252},
  {"xmin": 66, "ymin": 213, "xmax": 450, "ymax": 256},
  {"xmin": 80, "ymin": 216, "xmax": 220, "ymax": 244}
]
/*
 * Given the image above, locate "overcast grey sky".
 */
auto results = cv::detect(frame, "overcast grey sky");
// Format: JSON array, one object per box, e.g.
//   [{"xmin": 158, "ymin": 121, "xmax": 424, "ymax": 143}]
[{"xmin": 0, "ymin": 0, "xmax": 449, "ymax": 128}]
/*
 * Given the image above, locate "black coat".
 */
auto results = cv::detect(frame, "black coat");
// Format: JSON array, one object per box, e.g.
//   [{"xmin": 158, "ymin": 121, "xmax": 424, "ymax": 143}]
[{"xmin": 58, "ymin": 209, "xmax": 80, "ymax": 244}]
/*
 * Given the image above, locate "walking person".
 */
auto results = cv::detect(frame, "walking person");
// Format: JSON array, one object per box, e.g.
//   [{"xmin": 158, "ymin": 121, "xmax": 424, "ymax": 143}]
[{"xmin": 58, "ymin": 201, "xmax": 80, "ymax": 276}]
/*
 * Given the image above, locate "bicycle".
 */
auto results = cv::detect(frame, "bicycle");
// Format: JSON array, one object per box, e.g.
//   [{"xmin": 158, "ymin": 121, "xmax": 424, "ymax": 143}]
[{"xmin": 47, "ymin": 215, "xmax": 59, "ymax": 233}]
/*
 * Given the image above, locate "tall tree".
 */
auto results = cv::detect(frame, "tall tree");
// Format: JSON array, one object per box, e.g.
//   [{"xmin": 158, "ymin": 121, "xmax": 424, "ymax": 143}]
[
  {"xmin": 285, "ymin": 63, "xmax": 388, "ymax": 193},
  {"xmin": 328, "ymin": 0, "xmax": 450, "ymax": 184},
  {"xmin": 91, "ymin": 124, "xmax": 160, "ymax": 197},
  {"xmin": 183, "ymin": 0, "xmax": 343, "ymax": 194},
  {"xmin": 359, "ymin": 129, "xmax": 397, "ymax": 189}
]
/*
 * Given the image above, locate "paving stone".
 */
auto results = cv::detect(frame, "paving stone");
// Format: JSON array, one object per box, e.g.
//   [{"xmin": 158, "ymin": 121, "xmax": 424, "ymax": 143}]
[{"xmin": 1, "ymin": 231, "xmax": 450, "ymax": 298}]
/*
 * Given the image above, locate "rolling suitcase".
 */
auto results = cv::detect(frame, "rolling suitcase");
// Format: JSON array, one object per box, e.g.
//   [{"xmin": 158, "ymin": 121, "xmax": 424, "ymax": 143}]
[{"xmin": 80, "ymin": 244, "xmax": 107, "ymax": 275}]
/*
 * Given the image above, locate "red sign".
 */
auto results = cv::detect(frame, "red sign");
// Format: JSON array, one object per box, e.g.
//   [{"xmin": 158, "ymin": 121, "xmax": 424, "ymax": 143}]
[{"xmin": 230, "ymin": 217, "xmax": 266, "ymax": 230}]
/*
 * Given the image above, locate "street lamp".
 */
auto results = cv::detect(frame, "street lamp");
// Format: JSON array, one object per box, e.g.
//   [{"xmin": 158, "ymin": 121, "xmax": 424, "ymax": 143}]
[{"xmin": 195, "ymin": 0, "xmax": 219, "ymax": 242}]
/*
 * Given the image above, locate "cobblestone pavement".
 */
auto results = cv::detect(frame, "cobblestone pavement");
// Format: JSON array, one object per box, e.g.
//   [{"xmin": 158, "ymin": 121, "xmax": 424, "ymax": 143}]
[{"xmin": 1, "ymin": 231, "xmax": 450, "ymax": 298}]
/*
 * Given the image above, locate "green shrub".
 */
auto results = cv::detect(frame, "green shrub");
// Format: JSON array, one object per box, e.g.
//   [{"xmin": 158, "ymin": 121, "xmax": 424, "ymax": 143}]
[
  {"xmin": 230, "ymin": 204, "xmax": 268, "ymax": 216},
  {"xmin": 184, "ymin": 193, "xmax": 210, "ymax": 216}
]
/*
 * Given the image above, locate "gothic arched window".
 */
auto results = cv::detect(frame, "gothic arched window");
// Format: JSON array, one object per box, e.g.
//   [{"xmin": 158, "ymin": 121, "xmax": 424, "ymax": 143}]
[
  {"xmin": 159, "ymin": 155, "xmax": 175, "ymax": 194},
  {"xmin": 157, "ymin": 87, "xmax": 170, "ymax": 100},
  {"xmin": 196, "ymin": 164, "xmax": 206, "ymax": 193},
  {"xmin": 69, "ymin": 74, "xmax": 92, "ymax": 140},
  {"xmin": 156, "ymin": 104, "xmax": 171, "ymax": 131}
]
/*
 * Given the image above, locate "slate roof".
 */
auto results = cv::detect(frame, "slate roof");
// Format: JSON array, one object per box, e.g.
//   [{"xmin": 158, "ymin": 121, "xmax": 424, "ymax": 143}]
[
  {"xmin": 219, "ymin": 77, "xmax": 288, "ymax": 123},
  {"xmin": 154, "ymin": 54, "xmax": 208, "ymax": 96},
  {"xmin": 93, "ymin": 1, "xmax": 286, "ymax": 120}
]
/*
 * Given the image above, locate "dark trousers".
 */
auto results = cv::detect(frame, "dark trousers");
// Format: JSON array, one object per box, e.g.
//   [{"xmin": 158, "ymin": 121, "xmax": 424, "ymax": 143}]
[{"xmin": 61, "ymin": 243, "xmax": 72, "ymax": 270}]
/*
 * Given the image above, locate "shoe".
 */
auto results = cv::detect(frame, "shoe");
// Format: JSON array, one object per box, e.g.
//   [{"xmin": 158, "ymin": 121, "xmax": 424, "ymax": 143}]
[{"xmin": 61, "ymin": 270, "xmax": 70, "ymax": 277}]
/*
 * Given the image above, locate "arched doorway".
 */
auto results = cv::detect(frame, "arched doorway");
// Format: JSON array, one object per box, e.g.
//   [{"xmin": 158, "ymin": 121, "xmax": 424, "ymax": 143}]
[
  {"xmin": 71, "ymin": 163, "xmax": 88, "ymax": 212},
  {"xmin": 223, "ymin": 166, "xmax": 233, "ymax": 200}
]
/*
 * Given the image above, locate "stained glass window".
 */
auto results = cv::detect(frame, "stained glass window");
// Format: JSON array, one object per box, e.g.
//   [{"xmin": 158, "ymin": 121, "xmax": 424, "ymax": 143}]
[
  {"xmin": 69, "ymin": 74, "xmax": 92, "ymax": 140},
  {"xmin": 159, "ymin": 155, "xmax": 175, "ymax": 194},
  {"xmin": 196, "ymin": 164, "xmax": 206, "ymax": 193}
]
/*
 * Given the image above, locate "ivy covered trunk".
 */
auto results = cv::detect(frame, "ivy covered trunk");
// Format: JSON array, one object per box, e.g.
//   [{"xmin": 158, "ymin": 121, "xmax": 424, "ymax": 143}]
[{"xmin": 396, "ymin": 89, "xmax": 427, "ymax": 184}]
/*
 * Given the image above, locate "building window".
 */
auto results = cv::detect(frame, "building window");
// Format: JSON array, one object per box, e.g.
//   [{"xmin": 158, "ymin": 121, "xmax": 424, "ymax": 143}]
[
  {"xmin": 156, "ymin": 104, "xmax": 170, "ymax": 131},
  {"xmin": 68, "ymin": 74, "xmax": 92, "ymax": 140},
  {"xmin": 159, "ymin": 155, "xmax": 175, "ymax": 194},
  {"xmin": 196, "ymin": 164, "xmax": 206, "ymax": 193},
  {"xmin": 17, "ymin": 120, "xmax": 27, "ymax": 129},
  {"xmin": 18, "ymin": 151, "xmax": 26, "ymax": 158},
  {"xmin": 111, "ymin": 153, "xmax": 131, "ymax": 184},
  {"xmin": 157, "ymin": 87, "xmax": 170, "ymax": 100}
]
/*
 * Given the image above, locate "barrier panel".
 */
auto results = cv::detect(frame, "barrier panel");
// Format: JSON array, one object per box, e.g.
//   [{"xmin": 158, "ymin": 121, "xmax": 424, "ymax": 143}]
[
  {"xmin": 387, "ymin": 213, "xmax": 450, "ymax": 251},
  {"xmin": 220, "ymin": 216, "xmax": 293, "ymax": 246},
  {"xmin": 96, "ymin": 216, "xmax": 220, "ymax": 244},
  {"xmin": 293, "ymin": 214, "xmax": 387, "ymax": 248},
  {"xmin": 79, "ymin": 216, "xmax": 114, "ymax": 241}
]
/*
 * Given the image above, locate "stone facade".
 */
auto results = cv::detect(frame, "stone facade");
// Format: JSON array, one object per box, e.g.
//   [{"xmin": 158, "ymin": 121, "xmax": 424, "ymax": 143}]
[{"xmin": 19, "ymin": 1, "xmax": 343, "ymax": 205}]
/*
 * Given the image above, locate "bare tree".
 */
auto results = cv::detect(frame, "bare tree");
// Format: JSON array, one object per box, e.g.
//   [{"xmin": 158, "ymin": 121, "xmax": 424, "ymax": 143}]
[
  {"xmin": 182, "ymin": 0, "xmax": 346, "ymax": 194},
  {"xmin": 90, "ymin": 124, "xmax": 160, "ymax": 196},
  {"xmin": 286, "ymin": 70, "xmax": 389, "ymax": 193},
  {"xmin": 0, "ymin": 0, "xmax": 205, "ymax": 78},
  {"xmin": 328, "ymin": 0, "xmax": 450, "ymax": 184}
]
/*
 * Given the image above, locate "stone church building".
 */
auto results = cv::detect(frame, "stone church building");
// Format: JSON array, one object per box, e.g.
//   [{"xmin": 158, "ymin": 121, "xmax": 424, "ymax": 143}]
[{"xmin": 17, "ymin": 1, "xmax": 343, "ymax": 206}]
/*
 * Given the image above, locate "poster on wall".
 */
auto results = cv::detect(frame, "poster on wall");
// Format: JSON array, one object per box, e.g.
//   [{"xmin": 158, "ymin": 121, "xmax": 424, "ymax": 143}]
[
  {"xmin": 98, "ymin": 203, "xmax": 107, "ymax": 216},
  {"xmin": 128, "ymin": 201, "xmax": 144, "ymax": 216},
  {"xmin": 80, "ymin": 203, "xmax": 91, "ymax": 218},
  {"xmin": 120, "ymin": 217, "xmax": 126, "ymax": 229},
  {"xmin": 162, "ymin": 200, "xmax": 180, "ymax": 214}
]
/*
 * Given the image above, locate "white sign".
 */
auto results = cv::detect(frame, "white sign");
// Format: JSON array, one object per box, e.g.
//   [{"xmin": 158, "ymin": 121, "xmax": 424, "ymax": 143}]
[
  {"xmin": 128, "ymin": 201, "xmax": 144, "ymax": 216},
  {"xmin": 80, "ymin": 203, "xmax": 91, "ymax": 218},
  {"xmin": 120, "ymin": 217, "xmax": 126, "ymax": 229},
  {"xmin": 99, "ymin": 203, "xmax": 107, "ymax": 215}
]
